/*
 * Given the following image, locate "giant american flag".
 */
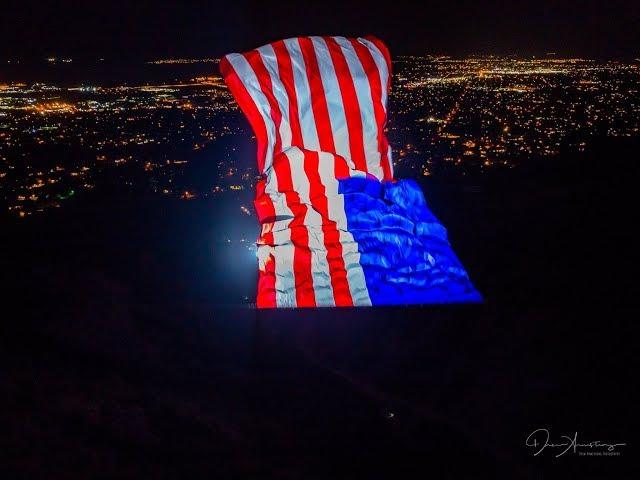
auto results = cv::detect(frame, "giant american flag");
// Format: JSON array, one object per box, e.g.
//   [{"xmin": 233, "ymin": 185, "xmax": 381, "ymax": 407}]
[{"xmin": 221, "ymin": 36, "xmax": 480, "ymax": 308}]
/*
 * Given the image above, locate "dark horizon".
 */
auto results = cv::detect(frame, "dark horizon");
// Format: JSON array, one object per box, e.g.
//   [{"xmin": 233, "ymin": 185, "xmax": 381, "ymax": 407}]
[{"xmin": 2, "ymin": 0, "xmax": 639, "ymax": 61}]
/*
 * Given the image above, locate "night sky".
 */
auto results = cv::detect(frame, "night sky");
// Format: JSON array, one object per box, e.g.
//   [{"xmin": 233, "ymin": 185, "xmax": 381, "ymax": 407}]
[{"xmin": 2, "ymin": 0, "xmax": 639, "ymax": 60}]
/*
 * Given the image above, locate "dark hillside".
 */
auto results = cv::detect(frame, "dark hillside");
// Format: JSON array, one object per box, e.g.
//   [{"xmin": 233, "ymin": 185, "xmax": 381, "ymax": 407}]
[{"xmin": 1, "ymin": 138, "xmax": 637, "ymax": 479}]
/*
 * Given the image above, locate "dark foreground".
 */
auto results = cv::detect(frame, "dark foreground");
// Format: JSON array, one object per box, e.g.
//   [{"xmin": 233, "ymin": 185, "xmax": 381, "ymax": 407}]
[{"xmin": 1, "ymin": 139, "xmax": 637, "ymax": 478}]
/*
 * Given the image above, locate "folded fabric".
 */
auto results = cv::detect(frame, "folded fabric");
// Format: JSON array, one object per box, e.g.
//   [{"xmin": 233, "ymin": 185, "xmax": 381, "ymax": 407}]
[
  {"xmin": 252, "ymin": 147, "xmax": 480, "ymax": 307},
  {"xmin": 221, "ymin": 36, "xmax": 480, "ymax": 307}
]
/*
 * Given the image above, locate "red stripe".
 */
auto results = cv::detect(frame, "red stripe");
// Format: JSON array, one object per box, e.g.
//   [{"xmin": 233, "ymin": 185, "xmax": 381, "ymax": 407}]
[
  {"xmin": 221, "ymin": 56, "xmax": 277, "ymax": 307},
  {"xmin": 364, "ymin": 36, "xmax": 394, "ymax": 179},
  {"xmin": 299, "ymin": 37, "xmax": 348, "ymax": 179},
  {"xmin": 251, "ymin": 46, "xmax": 316, "ymax": 307},
  {"xmin": 272, "ymin": 40, "xmax": 304, "ymax": 148},
  {"xmin": 323, "ymin": 37, "xmax": 368, "ymax": 174},
  {"xmin": 298, "ymin": 37, "xmax": 336, "ymax": 154},
  {"xmin": 255, "ymin": 180, "xmax": 277, "ymax": 308},
  {"xmin": 273, "ymin": 154, "xmax": 316, "ymax": 307},
  {"xmin": 246, "ymin": 49, "xmax": 313, "ymax": 307},
  {"xmin": 303, "ymin": 151, "xmax": 353, "ymax": 306},
  {"xmin": 364, "ymin": 35, "xmax": 393, "ymax": 87},
  {"xmin": 243, "ymin": 50, "xmax": 283, "ymax": 157},
  {"xmin": 297, "ymin": 38, "xmax": 353, "ymax": 304},
  {"xmin": 349, "ymin": 39, "xmax": 392, "ymax": 181},
  {"xmin": 333, "ymin": 155, "xmax": 351, "ymax": 180},
  {"xmin": 219, "ymin": 56, "xmax": 269, "ymax": 174}
]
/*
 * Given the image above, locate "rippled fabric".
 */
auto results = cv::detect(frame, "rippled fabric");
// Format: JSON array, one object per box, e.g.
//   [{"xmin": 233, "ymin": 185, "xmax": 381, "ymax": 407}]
[
  {"xmin": 222, "ymin": 36, "xmax": 480, "ymax": 307},
  {"xmin": 253, "ymin": 148, "xmax": 480, "ymax": 306},
  {"xmin": 339, "ymin": 176, "xmax": 482, "ymax": 304}
]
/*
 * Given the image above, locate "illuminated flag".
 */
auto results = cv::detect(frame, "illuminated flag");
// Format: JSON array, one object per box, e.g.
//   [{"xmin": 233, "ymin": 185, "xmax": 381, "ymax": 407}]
[{"xmin": 221, "ymin": 36, "xmax": 480, "ymax": 307}]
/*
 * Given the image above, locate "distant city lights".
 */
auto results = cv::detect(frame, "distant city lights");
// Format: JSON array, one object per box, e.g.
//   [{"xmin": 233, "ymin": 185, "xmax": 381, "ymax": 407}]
[{"xmin": 1, "ymin": 55, "xmax": 639, "ymax": 220}]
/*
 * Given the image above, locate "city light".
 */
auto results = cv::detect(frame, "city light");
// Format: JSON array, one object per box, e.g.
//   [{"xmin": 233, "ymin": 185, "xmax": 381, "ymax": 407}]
[{"xmin": 1, "ymin": 56, "xmax": 639, "ymax": 219}]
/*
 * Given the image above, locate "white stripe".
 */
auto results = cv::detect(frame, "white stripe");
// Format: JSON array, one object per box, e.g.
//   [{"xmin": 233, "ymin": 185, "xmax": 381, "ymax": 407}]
[
  {"xmin": 227, "ymin": 54, "xmax": 301, "ymax": 307},
  {"xmin": 310, "ymin": 36, "xmax": 355, "ymax": 169},
  {"xmin": 225, "ymin": 54, "xmax": 276, "ymax": 173},
  {"xmin": 256, "ymin": 44, "xmax": 293, "ymax": 152},
  {"xmin": 285, "ymin": 149, "xmax": 335, "ymax": 306},
  {"xmin": 261, "ymin": 170, "xmax": 297, "ymax": 308},
  {"xmin": 272, "ymin": 232, "xmax": 297, "ymax": 308},
  {"xmin": 317, "ymin": 152, "xmax": 372, "ymax": 306},
  {"xmin": 334, "ymin": 37, "xmax": 384, "ymax": 180},
  {"xmin": 283, "ymin": 38, "xmax": 321, "ymax": 152}
]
